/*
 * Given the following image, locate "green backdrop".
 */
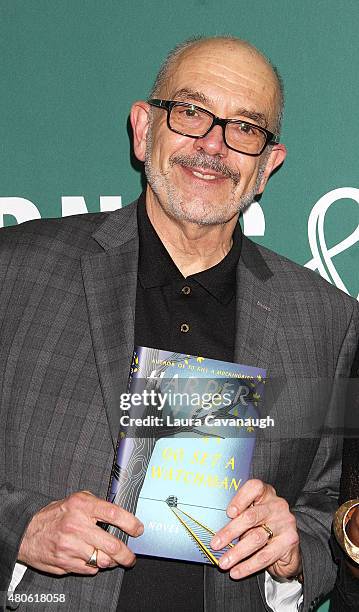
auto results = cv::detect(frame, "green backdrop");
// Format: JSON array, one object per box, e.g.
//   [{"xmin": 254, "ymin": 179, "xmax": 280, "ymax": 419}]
[{"xmin": 2, "ymin": 2, "xmax": 359, "ymax": 609}]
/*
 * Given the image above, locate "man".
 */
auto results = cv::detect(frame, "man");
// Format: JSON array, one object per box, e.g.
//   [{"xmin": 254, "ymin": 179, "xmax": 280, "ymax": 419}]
[{"xmin": 0, "ymin": 36, "xmax": 358, "ymax": 612}]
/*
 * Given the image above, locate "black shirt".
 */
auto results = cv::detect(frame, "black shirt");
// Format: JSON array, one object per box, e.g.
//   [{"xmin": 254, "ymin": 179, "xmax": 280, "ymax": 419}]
[{"xmin": 118, "ymin": 194, "xmax": 242, "ymax": 611}]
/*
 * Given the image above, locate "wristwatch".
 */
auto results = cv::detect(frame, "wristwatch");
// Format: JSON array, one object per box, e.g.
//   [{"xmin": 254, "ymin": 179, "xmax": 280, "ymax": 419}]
[{"xmin": 333, "ymin": 498, "xmax": 359, "ymax": 564}]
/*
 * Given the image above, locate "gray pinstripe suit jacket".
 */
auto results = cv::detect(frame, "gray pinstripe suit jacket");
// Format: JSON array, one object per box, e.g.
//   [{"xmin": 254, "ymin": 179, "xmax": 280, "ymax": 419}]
[{"xmin": 0, "ymin": 199, "xmax": 358, "ymax": 611}]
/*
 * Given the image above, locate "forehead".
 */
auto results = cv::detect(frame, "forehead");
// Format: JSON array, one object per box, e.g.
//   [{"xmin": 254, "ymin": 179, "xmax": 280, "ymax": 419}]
[{"xmin": 161, "ymin": 42, "xmax": 279, "ymax": 127}]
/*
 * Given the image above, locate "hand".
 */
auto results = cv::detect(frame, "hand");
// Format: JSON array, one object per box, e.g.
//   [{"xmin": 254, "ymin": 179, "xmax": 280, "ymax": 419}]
[
  {"xmin": 210, "ymin": 479, "xmax": 301, "ymax": 581},
  {"xmin": 18, "ymin": 491, "xmax": 144, "ymax": 576}
]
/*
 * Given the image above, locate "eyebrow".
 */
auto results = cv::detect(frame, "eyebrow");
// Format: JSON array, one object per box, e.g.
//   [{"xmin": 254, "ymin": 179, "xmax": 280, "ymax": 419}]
[{"xmin": 172, "ymin": 88, "xmax": 269, "ymax": 128}]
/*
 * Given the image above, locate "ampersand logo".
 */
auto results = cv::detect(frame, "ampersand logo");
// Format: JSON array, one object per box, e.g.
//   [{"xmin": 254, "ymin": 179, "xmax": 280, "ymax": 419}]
[{"xmin": 305, "ymin": 187, "xmax": 359, "ymax": 301}]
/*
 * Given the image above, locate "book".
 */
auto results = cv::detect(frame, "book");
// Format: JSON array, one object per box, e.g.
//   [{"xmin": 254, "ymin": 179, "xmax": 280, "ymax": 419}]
[{"xmin": 106, "ymin": 346, "xmax": 266, "ymax": 565}]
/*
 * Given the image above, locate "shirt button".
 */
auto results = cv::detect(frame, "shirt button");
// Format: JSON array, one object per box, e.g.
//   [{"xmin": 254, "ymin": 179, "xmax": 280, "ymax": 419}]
[
  {"xmin": 182, "ymin": 286, "xmax": 191, "ymax": 295},
  {"xmin": 180, "ymin": 323, "xmax": 190, "ymax": 333}
]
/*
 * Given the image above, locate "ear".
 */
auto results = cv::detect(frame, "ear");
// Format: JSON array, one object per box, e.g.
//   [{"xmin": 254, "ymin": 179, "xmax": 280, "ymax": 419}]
[
  {"xmin": 130, "ymin": 101, "xmax": 151, "ymax": 162},
  {"xmin": 257, "ymin": 143, "xmax": 287, "ymax": 194}
]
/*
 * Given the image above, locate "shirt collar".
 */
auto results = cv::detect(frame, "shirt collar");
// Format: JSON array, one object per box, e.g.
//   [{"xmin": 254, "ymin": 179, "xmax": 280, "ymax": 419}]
[{"xmin": 138, "ymin": 193, "xmax": 242, "ymax": 304}]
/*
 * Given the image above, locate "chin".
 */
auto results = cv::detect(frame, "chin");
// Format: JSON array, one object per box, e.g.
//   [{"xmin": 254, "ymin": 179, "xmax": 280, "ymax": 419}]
[{"xmin": 166, "ymin": 198, "xmax": 241, "ymax": 226}]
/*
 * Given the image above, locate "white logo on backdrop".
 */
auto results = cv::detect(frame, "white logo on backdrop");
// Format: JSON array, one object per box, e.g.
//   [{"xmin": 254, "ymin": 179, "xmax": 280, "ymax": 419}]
[
  {"xmin": 305, "ymin": 187, "xmax": 359, "ymax": 301},
  {"xmin": 0, "ymin": 196, "xmax": 122, "ymax": 227},
  {"xmin": 242, "ymin": 201, "xmax": 265, "ymax": 236}
]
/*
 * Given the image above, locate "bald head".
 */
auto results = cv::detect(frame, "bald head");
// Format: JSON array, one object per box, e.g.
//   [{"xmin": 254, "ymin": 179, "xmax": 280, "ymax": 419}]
[{"xmin": 150, "ymin": 36, "xmax": 284, "ymax": 134}]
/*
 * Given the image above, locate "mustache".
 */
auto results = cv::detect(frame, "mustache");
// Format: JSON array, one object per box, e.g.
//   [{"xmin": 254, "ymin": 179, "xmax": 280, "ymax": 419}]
[{"xmin": 169, "ymin": 153, "xmax": 241, "ymax": 184}]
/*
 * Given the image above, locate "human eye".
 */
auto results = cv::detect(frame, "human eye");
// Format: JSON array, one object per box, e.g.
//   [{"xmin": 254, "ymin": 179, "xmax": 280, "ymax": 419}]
[
  {"xmin": 178, "ymin": 105, "xmax": 201, "ymax": 119},
  {"xmin": 171, "ymin": 104, "xmax": 205, "ymax": 131},
  {"xmin": 228, "ymin": 120, "xmax": 260, "ymax": 143},
  {"xmin": 237, "ymin": 121, "xmax": 256, "ymax": 135}
]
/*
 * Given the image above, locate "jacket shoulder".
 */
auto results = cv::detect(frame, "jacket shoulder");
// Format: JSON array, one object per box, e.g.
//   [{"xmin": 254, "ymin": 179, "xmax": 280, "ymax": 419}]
[
  {"xmin": 0, "ymin": 212, "xmax": 106, "ymax": 255},
  {"xmin": 244, "ymin": 237, "xmax": 359, "ymax": 316},
  {"xmin": 0, "ymin": 202, "xmax": 137, "ymax": 258}
]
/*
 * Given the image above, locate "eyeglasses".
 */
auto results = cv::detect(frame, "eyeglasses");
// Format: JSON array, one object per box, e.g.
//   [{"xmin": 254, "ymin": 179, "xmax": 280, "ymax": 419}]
[{"xmin": 148, "ymin": 99, "xmax": 279, "ymax": 156}]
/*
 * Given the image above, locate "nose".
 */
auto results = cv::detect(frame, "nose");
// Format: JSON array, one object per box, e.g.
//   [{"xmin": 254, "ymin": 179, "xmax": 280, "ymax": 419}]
[{"xmin": 193, "ymin": 124, "xmax": 228, "ymax": 157}]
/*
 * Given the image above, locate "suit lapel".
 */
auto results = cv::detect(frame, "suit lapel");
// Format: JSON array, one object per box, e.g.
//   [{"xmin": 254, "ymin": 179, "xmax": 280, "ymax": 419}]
[
  {"xmin": 81, "ymin": 202, "xmax": 139, "ymax": 448},
  {"xmin": 234, "ymin": 237, "xmax": 280, "ymax": 369}
]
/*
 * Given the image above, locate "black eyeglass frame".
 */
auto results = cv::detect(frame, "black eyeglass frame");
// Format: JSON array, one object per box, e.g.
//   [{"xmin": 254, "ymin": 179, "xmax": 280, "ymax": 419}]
[{"xmin": 148, "ymin": 98, "xmax": 279, "ymax": 157}]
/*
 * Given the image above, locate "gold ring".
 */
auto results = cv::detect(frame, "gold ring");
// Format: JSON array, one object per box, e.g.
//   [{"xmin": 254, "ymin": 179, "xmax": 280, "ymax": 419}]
[
  {"xmin": 260, "ymin": 523, "xmax": 274, "ymax": 540},
  {"xmin": 85, "ymin": 547, "xmax": 99, "ymax": 568}
]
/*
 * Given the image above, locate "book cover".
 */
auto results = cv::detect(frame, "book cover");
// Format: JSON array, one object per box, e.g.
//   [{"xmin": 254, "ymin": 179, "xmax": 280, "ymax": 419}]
[{"xmin": 106, "ymin": 346, "xmax": 266, "ymax": 565}]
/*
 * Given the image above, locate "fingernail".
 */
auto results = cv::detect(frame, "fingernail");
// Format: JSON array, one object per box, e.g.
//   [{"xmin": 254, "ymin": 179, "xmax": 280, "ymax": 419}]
[
  {"xmin": 211, "ymin": 536, "xmax": 221, "ymax": 549},
  {"xmin": 136, "ymin": 523, "xmax": 144, "ymax": 536},
  {"xmin": 219, "ymin": 555, "xmax": 231, "ymax": 569},
  {"xmin": 227, "ymin": 505, "xmax": 238, "ymax": 518}
]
